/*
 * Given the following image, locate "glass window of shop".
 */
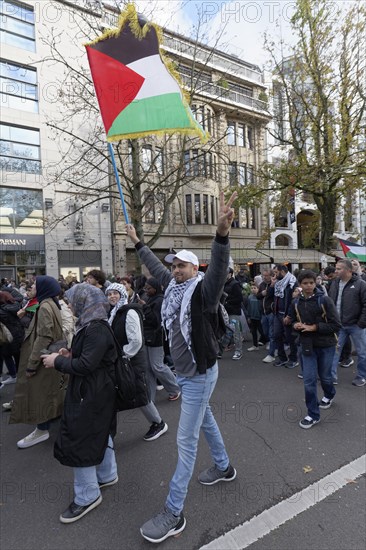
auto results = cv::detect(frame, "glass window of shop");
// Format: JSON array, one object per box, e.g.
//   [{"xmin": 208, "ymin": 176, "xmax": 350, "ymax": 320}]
[{"xmin": 0, "ymin": 187, "xmax": 45, "ymax": 282}]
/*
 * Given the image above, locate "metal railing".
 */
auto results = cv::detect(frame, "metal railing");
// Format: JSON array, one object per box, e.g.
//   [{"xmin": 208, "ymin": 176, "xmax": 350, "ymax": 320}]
[
  {"xmin": 163, "ymin": 34, "xmax": 264, "ymax": 85},
  {"xmin": 179, "ymin": 74, "xmax": 269, "ymax": 113}
]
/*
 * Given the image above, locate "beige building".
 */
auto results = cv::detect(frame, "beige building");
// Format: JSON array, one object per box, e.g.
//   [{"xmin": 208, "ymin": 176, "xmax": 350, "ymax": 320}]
[{"xmin": 0, "ymin": 0, "xmax": 271, "ymax": 281}]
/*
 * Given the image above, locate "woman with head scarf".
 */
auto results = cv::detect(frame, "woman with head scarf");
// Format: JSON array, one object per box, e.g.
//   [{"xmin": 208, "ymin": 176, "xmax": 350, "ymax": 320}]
[
  {"xmin": 42, "ymin": 284, "xmax": 118, "ymax": 524},
  {"xmin": 10, "ymin": 276, "xmax": 64, "ymax": 448},
  {"xmin": 106, "ymin": 283, "xmax": 167, "ymax": 441}
]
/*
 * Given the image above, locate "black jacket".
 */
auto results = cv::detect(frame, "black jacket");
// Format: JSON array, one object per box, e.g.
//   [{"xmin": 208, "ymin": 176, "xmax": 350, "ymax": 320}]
[
  {"xmin": 54, "ymin": 320, "xmax": 117, "ymax": 467},
  {"xmin": 0, "ymin": 302, "xmax": 24, "ymax": 343},
  {"xmin": 224, "ymin": 277, "xmax": 243, "ymax": 315},
  {"xmin": 289, "ymin": 291, "xmax": 341, "ymax": 348},
  {"xmin": 143, "ymin": 293, "xmax": 163, "ymax": 347},
  {"xmin": 328, "ymin": 274, "xmax": 366, "ymax": 328},
  {"xmin": 257, "ymin": 281, "xmax": 274, "ymax": 315}
]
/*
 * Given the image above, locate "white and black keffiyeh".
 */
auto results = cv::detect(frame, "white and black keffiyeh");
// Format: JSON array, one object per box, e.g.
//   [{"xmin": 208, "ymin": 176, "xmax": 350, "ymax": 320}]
[
  {"xmin": 161, "ymin": 272, "xmax": 204, "ymax": 341},
  {"xmin": 274, "ymin": 271, "xmax": 297, "ymax": 298},
  {"xmin": 105, "ymin": 283, "xmax": 128, "ymax": 326}
]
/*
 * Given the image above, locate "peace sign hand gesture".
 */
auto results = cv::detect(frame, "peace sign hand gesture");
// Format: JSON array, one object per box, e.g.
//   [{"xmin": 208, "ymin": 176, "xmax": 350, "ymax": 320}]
[{"xmin": 217, "ymin": 191, "xmax": 238, "ymax": 237}]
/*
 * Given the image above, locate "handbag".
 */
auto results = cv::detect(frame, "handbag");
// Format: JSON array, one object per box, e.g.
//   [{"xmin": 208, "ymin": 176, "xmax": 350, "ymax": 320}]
[{"xmin": 0, "ymin": 322, "xmax": 13, "ymax": 345}]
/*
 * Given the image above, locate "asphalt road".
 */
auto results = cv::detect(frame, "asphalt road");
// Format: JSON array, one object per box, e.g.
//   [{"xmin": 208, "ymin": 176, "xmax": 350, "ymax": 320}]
[{"xmin": 1, "ymin": 345, "xmax": 365, "ymax": 550}]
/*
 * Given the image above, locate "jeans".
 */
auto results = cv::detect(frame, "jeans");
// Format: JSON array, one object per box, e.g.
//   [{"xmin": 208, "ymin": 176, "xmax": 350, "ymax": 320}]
[
  {"xmin": 166, "ymin": 363, "xmax": 230, "ymax": 515},
  {"xmin": 302, "ymin": 346, "xmax": 336, "ymax": 421},
  {"xmin": 331, "ymin": 325, "xmax": 366, "ymax": 380},
  {"xmin": 261, "ymin": 312, "xmax": 276, "ymax": 356},
  {"xmin": 145, "ymin": 345, "xmax": 180, "ymax": 400},
  {"xmin": 229, "ymin": 315, "xmax": 242, "ymax": 353},
  {"xmin": 274, "ymin": 314, "xmax": 297, "ymax": 362},
  {"xmin": 73, "ymin": 436, "xmax": 117, "ymax": 506}
]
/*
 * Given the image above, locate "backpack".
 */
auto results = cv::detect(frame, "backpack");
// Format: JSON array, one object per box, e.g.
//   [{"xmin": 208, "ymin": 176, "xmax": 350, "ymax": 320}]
[{"xmin": 106, "ymin": 321, "xmax": 148, "ymax": 412}]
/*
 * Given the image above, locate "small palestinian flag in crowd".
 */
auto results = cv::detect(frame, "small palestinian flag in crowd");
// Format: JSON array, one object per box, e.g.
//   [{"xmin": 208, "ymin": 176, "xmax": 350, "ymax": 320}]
[
  {"xmin": 338, "ymin": 238, "xmax": 366, "ymax": 262},
  {"xmin": 85, "ymin": 3, "xmax": 206, "ymax": 142}
]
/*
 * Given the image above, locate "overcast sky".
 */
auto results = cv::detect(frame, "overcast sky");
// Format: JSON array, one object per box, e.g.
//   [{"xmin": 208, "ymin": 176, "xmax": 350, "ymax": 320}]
[{"xmin": 133, "ymin": 0, "xmax": 356, "ymax": 70}]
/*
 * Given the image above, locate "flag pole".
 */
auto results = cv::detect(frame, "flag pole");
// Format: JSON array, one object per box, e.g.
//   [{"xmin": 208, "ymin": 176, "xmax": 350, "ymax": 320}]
[{"xmin": 108, "ymin": 142, "xmax": 129, "ymax": 224}]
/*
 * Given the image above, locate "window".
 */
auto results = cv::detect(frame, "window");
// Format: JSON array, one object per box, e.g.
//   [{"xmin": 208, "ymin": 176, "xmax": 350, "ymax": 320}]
[
  {"xmin": 228, "ymin": 162, "xmax": 237, "ymax": 185},
  {"xmin": 184, "ymin": 150, "xmax": 190, "ymax": 176},
  {"xmin": 247, "ymin": 126, "xmax": 253, "ymax": 150},
  {"xmin": 238, "ymin": 164, "xmax": 246, "ymax": 186},
  {"xmin": 202, "ymin": 194, "xmax": 209, "ymax": 224},
  {"xmin": 227, "ymin": 121, "xmax": 236, "ymax": 145},
  {"xmin": 194, "ymin": 194, "xmax": 201, "ymax": 223},
  {"xmin": 192, "ymin": 149, "xmax": 199, "ymax": 176},
  {"xmin": 185, "ymin": 194, "xmax": 192, "ymax": 224},
  {"xmin": 237, "ymin": 124, "xmax": 245, "ymax": 147},
  {"xmin": 0, "ymin": 60, "xmax": 38, "ymax": 112},
  {"xmin": 0, "ymin": 1, "xmax": 36, "ymax": 52},
  {"xmin": 141, "ymin": 145, "xmax": 152, "ymax": 171},
  {"xmin": 154, "ymin": 147, "xmax": 164, "ymax": 174},
  {"xmin": 144, "ymin": 192, "xmax": 165, "ymax": 223},
  {"xmin": 240, "ymin": 207, "xmax": 256, "ymax": 229},
  {"xmin": 210, "ymin": 196, "xmax": 215, "ymax": 225},
  {"xmin": 247, "ymin": 165, "xmax": 254, "ymax": 184},
  {"xmin": 0, "ymin": 123, "xmax": 40, "ymax": 173}
]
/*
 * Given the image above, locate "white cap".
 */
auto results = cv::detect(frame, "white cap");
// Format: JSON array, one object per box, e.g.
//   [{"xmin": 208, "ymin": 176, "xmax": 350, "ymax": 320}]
[{"xmin": 164, "ymin": 249, "xmax": 199, "ymax": 267}]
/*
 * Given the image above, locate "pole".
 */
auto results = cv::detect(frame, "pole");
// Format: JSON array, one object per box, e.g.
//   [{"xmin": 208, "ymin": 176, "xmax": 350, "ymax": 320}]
[{"xmin": 108, "ymin": 142, "xmax": 129, "ymax": 224}]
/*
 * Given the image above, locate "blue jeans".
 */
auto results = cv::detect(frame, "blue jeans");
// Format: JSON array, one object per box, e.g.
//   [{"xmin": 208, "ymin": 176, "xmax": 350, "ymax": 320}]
[
  {"xmin": 261, "ymin": 312, "xmax": 275, "ymax": 356},
  {"xmin": 302, "ymin": 346, "xmax": 336, "ymax": 421},
  {"xmin": 331, "ymin": 325, "xmax": 366, "ymax": 380},
  {"xmin": 73, "ymin": 436, "xmax": 117, "ymax": 506},
  {"xmin": 166, "ymin": 363, "xmax": 230, "ymax": 515}
]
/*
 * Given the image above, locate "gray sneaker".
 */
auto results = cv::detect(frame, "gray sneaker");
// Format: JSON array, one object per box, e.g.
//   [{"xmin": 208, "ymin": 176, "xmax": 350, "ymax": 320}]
[
  {"xmin": 140, "ymin": 507, "xmax": 186, "ymax": 543},
  {"xmin": 198, "ymin": 463, "xmax": 237, "ymax": 485}
]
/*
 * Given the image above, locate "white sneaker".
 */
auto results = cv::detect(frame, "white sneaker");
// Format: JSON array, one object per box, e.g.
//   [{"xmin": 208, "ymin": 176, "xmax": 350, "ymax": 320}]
[
  {"xmin": 17, "ymin": 428, "xmax": 50, "ymax": 449},
  {"xmin": 2, "ymin": 376, "xmax": 17, "ymax": 385},
  {"xmin": 156, "ymin": 385, "xmax": 164, "ymax": 391},
  {"xmin": 2, "ymin": 401, "xmax": 13, "ymax": 411},
  {"xmin": 262, "ymin": 355, "xmax": 276, "ymax": 363},
  {"xmin": 247, "ymin": 346, "xmax": 259, "ymax": 351}
]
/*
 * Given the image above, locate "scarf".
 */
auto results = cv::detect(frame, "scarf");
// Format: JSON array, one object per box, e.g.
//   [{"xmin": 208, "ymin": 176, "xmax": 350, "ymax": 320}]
[
  {"xmin": 274, "ymin": 271, "xmax": 297, "ymax": 298},
  {"xmin": 65, "ymin": 284, "xmax": 109, "ymax": 329},
  {"xmin": 36, "ymin": 276, "xmax": 61, "ymax": 308},
  {"xmin": 161, "ymin": 272, "xmax": 204, "ymax": 347},
  {"xmin": 105, "ymin": 283, "xmax": 129, "ymax": 326}
]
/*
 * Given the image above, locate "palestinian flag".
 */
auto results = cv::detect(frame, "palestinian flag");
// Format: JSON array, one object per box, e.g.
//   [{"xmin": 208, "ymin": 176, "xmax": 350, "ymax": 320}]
[
  {"xmin": 338, "ymin": 238, "xmax": 366, "ymax": 262},
  {"xmin": 85, "ymin": 4, "xmax": 206, "ymax": 142}
]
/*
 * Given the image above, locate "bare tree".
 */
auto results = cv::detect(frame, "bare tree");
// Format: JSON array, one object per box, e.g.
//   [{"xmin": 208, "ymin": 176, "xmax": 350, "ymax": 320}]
[{"xmin": 40, "ymin": 1, "xmax": 233, "ymax": 247}]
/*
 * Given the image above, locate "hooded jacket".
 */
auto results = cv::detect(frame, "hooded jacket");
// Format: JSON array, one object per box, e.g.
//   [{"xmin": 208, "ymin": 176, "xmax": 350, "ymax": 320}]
[{"xmin": 289, "ymin": 290, "xmax": 341, "ymax": 348}]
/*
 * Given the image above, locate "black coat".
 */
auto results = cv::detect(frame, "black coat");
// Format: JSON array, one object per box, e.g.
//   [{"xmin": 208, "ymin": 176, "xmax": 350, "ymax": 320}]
[
  {"xmin": 224, "ymin": 277, "xmax": 243, "ymax": 315},
  {"xmin": 0, "ymin": 302, "xmax": 25, "ymax": 356},
  {"xmin": 54, "ymin": 320, "xmax": 117, "ymax": 467},
  {"xmin": 143, "ymin": 293, "xmax": 163, "ymax": 347},
  {"xmin": 328, "ymin": 274, "xmax": 366, "ymax": 328}
]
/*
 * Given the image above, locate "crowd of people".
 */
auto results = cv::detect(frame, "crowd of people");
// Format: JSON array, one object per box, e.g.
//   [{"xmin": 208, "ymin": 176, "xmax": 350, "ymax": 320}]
[{"xmin": 1, "ymin": 197, "xmax": 365, "ymax": 540}]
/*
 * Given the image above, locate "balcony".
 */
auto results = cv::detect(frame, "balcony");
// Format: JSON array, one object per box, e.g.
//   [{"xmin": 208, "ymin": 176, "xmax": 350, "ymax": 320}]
[
  {"xmin": 179, "ymin": 74, "xmax": 269, "ymax": 114},
  {"xmin": 163, "ymin": 34, "xmax": 264, "ymax": 86}
]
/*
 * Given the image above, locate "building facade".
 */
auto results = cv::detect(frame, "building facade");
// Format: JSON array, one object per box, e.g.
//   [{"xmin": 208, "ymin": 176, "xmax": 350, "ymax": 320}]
[{"xmin": 1, "ymin": 0, "xmax": 274, "ymax": 280}]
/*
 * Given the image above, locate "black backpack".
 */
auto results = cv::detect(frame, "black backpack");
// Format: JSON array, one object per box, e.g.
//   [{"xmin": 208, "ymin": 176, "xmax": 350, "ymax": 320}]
[{"xmin": 106, "ymin": 321, "xmax": 149, "ymax": 412}]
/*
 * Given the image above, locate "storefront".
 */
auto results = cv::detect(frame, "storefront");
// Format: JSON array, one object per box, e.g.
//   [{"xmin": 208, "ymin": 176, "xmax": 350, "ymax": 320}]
[{"xmin": 0, "ymin": 187, "xmax": 45, "ymax": 282}]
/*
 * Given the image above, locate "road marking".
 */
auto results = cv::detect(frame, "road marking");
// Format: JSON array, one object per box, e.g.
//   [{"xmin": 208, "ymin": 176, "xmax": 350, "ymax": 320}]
[{"xmin": 199, "ymin": 454, "xmax": 366, "ymax": 550}]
